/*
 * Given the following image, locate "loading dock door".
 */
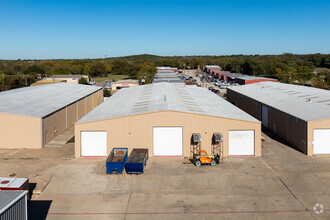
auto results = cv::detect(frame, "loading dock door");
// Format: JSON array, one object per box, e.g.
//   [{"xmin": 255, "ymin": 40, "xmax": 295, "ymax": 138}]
[
  {"xmin": 262, "ymin": 105, "xmax": 268, "ymax": 127},
  {"xmin": 313, "ymin": 129, "xmax": 330, "ymax": 154},
  {"xmin": 153, "ymin": 127, "xmax": 182, "ymax": 156},
  {"xmin": 229, "ymin": 130, "xmax": 254, "ymax": 155},
  {"xmin": 81, "ymin": 131, "xmax": 107, "ymax": 156}
]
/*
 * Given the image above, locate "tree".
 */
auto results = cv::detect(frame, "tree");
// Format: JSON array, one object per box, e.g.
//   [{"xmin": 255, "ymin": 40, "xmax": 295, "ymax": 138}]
[
  {"xmin": 136, "ymin": 61, "xmax": 157, "ymax": 84},
  {"xmin": 23, "ymin": 65, "xmax": 45, "ymax": 75},
  {"xmin": 103, "ymin": 89, "xmax": 111, "ymax": 97},
  {"xmin": 90, "ymin": 62, "xmax": 107, "ymax": 77},
  {"xmin": 79, "ymin": 77, "xmax": 88, "ymax": 84}
]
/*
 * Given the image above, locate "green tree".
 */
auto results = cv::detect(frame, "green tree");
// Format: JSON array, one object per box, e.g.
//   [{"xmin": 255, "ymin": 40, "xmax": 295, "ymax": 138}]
[
  {"xmin": 103, "ymin": 89, "xmax": 111, "ymax": 97},
  {"xmin": 79, "ymin": 77, "xmax": 88, "ymax": 84},
  {"xmin": 137, "ymin": 61, "xmax": 157, "ymax": 84}
]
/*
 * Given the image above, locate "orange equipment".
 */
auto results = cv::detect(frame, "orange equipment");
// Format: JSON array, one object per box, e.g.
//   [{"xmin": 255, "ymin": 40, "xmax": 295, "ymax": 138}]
[{"xmin": 193, "ymin": 150, "xmax": 220, "ymax": 167}]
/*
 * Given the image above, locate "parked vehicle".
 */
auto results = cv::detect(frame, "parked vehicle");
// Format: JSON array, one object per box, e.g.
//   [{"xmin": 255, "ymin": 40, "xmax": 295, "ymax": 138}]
[
  {"xmin": 125, "ymin": 149, "xmax": 149, "ymax": 174},
  {"xmin": 208, "ymin": 86, "xmax": 214, "ymax": 90},
  {"xmin": 193, "ymin": 150, "xmax": 220, "ymax": 167},
  {"xmin": 214, "ymin": 89, "xmax": 220, "ymax": 94},
  {"xmin": 106, "ymin": 148, "xmax": 128, "ymax": 174}
]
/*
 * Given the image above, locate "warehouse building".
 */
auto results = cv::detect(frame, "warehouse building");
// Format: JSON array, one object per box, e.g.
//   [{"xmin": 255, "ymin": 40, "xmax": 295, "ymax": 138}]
[
  {"xmin": 111, "ymin": 79, "xmax": 139, "ymax": 91},
  {"xmin": 0, "ymin": 191, "xmax": 28, "ymax": 220},
  {"xmin": 227, "ymin": 82, "xmax": 330, "ymax": 155},
  {"xmin": 46, "ymin": 75, "xmax": 90, "ymax": 84},
  {"xmin": 228, "ymin": 75, "xmax": 278, "ymax": 85},
  {"xmin": 0, "ymin": 83, "xmax": 103, "ymax": 149},
  {"xmin": 153, "ymin": 69, "xmax": 184, "ymax": 84},
  {"xmin": 75, "ymin": 83, "xmax": 261, "ymax": 158}
]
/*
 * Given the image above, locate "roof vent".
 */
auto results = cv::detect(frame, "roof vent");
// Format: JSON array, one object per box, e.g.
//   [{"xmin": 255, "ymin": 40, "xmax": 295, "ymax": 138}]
[{"xmin": 306, "ymin": 98, "xmax": 311, "ymax": 103}]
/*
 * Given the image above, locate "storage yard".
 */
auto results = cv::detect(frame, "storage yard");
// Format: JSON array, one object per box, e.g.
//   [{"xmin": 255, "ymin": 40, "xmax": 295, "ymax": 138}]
[
  {"xmin": 0, "ymin": 68, "xmax": 329, "ymax": 219},
  {"xmin": 0, "ymin": 132, "xmax": 329, "ymax": 219}
]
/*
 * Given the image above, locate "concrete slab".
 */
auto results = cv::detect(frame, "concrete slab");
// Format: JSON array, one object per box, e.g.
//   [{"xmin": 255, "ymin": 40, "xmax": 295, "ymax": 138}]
[{"xmin": 1, "ymin": 131, "xmax": 330, "ymax": 219}]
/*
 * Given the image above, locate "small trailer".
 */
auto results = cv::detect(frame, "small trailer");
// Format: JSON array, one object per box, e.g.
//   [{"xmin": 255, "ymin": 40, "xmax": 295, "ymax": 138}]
[
  {"xmin": 106, "ymin": 148, "xmax": 128, "ymax": 174},
  {"xmin": 125, "ymin": 149, "xmax": 148, "ymax": 174}
]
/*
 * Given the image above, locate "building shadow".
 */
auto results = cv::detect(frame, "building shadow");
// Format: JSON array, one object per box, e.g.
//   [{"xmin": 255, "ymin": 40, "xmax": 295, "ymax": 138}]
[{"xmin": 28, "ymin": 200, "xmax": 52, "ymax": 220}]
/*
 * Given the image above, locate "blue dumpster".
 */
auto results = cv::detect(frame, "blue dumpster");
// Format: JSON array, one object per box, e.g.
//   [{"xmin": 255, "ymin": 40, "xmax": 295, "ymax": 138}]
[
  {"xmin": 106, "ymin": 148, "xmax": 128, "ymax": 174},
  {"xmin": 125, "ymin": 149, "xmax": 148, "ymax": 174}
]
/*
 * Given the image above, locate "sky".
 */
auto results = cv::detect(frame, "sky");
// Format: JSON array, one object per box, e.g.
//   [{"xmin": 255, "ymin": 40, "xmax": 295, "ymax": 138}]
[{"xmin": 0, "ymin": 0, "xmax": 329, "ymax": 59}]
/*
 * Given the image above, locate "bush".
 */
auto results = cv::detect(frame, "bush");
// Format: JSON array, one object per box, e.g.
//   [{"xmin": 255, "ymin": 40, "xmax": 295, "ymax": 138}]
[{"xmin": 103, "ymin": 89, "xmax": 111, "ymax": 97}]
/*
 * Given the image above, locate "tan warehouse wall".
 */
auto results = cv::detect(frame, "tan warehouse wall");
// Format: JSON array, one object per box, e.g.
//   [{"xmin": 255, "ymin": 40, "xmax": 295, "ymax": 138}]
[
  {"xmin": 67, "ymin": 102, "xmax": 78, "ymax": 127},
  {"xmin": 307, "ymin": 118, "xmax": 330, "ymax": 155},
  {"xmin": 0, "ymin": 113, "xmax": 42, "ymax": 149},
  {"xmin": 228, "ymin": 89, "xmax": 308, "ymax": 154},
  {"xmin": 43, "ymin": 107, "xmax": 67, "ymax": 145},
  {"xmin": 75, "ymin": 111, "xmax": 261, "ymax": 158},
  {"xmin": 43, "ymin": 90, "xmax": 102, "ymax": 146}
]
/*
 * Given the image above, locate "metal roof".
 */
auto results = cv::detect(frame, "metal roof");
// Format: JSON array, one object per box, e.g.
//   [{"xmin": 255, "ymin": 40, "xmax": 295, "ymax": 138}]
[
  {"xmin": 0, "ymin": 178, "xmax": 28, "ymax": 188},
  {"xmin": 155, "ymin": 70, "xmax": 178, "ymax": 77},
  {"xmin": 153, "ymin": 78, "xmax": 185, "ymax": 84},
  {"xmin": 77, "ymin": 83, "xmax": 259, "ymax": 123},
  {"xmin": 228, "ymin": 81, "xmax": 330, "ymax": 121},
  {"xmin": 205, "ymin": 65, "xmax": 221, "ymax": 69},
  {"xmin": 48, "ymin": 75, "xmax": 87, "ymax": 78},
  {"xmin": 0, "ymin": 190, "xmax": 27, "ymax": 214},
  {"xmin": 0, "ymin": 83, "xmax": 102, "ymax": 118},
  {"xmin": 233, "ymin": 75, "xmax": 277, "ymax": 81},
  {"xmin": 113, "ymin": 79, "xmax": 139, "ymax": 84}
]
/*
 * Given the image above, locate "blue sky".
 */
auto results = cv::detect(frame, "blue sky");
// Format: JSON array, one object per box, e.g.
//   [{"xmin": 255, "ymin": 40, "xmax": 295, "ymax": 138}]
[{"xmin": 0, "ymin": 0, "xmax": 329, "ymax": 59}]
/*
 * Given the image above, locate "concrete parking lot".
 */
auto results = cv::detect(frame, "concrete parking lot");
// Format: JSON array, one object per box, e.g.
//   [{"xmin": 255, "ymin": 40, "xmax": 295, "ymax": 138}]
[{"xmin": 0, "ymin": 131, "xmax": 329, "ymax": 219}]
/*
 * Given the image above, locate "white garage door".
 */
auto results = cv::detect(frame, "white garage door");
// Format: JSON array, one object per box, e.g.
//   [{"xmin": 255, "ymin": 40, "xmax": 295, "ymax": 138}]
[
  {"xmin": 229, "ymin": 130, "xmax": 254, "ymax": 155},
  {"xmin": 153, "ymin": 127, "xmax": 182, "ymax": 156},
  {"xmin": 81, "ymin": 131, "xmax": 107, "ymax": 156},
  {"xmin": 314, "ymin": 129, "xmax": 330, "ymax": 154}
]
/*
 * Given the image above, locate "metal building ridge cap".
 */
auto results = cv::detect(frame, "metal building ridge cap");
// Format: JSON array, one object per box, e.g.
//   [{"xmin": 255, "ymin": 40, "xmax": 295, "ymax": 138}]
[
  {"xmin": 0, "ymin": 190, "xmax": 27, "ymax": 214},
  {"xmin": 75, "ymin": 109, "xmax": 261, "ymax": 125}
]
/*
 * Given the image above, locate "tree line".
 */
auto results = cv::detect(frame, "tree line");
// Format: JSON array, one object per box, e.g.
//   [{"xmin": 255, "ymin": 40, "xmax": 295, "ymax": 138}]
[{"xmin": 0, "ymin": 53, "xmax": 329, "ymax": 91}]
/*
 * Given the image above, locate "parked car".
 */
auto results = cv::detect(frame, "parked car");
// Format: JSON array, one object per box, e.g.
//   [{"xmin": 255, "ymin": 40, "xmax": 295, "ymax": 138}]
[
  {"xmin": 208, "ymin": 86, "xmax": 214, "ymax": 90},
  {"xmin": 214, "ymin": 89, "xmax": 220, "ymax": 94}
]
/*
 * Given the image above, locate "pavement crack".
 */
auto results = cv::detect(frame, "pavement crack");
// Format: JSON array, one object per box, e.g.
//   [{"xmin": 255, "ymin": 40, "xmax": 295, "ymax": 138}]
[
  {"xmin": 260, "ymin": 158, "xmax": 315, "ymax": 218},
  {"xmin": 124, "ymin": 175, "xmax": 134, "ymax": 220}
]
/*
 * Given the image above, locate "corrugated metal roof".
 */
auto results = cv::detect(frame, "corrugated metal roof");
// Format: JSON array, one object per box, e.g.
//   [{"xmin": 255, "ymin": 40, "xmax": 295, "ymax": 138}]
[
  {"xmin": 77, "ymin": 83, "xmax": 259, "ymax": 123},
  {"xmin": 228, "ymin": 81, "xmax": 330, "ymax": 121},
  {"xmin": 0, "ymin": 190, "xmax": 27, "ymax": 214},
  {"xmin": 153, "ymin": 77, "xmax": 184, "ymax": 84},
  {"xmin": 233, "ymin": 75, "xmax": 277, "ymax": 81},
  {"xmin": 0, "ymin": 83, "xmax": 102, "ymax": 118},
  {"xmin": 205, "ymin": 65, "xmax": 221, "ymax": 68},
  {"xmin": 113, "ymin": 79, "xmax": 139, "ymax": 84}
]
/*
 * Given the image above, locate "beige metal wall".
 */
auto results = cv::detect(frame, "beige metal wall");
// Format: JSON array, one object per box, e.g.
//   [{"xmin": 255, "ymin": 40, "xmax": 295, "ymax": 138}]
[
  {"xmin": 228, "ymin": 89, "xmax": 308, "ymax": 154},
  {"xmin": 307, "ymin": 118, "xmax": 330, "ymax": 155},
  {"xmin": 43, "ymin": 90, "xmax": 102, "ymax": 145},
  {"xmin": 75, "ymin": 110, "xmax": 261, "ymax": 158},
  {"xmin": 67, "ymin": 102, "xmax": 78, "ymax": 128},
  {"xmin": 0, "ymin": 113, "xmax": 42, "ymax": 149},
  {"xmin": 77, "ymin": 98, "xmax": 86, "ymax": 120},
  {"xmin": 43, "ymin": 107, "xmax": 67, "ymax": 145},
  {"xmin": 86, "ymin": 95, "xmax": 93, "ymax": 113}
]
